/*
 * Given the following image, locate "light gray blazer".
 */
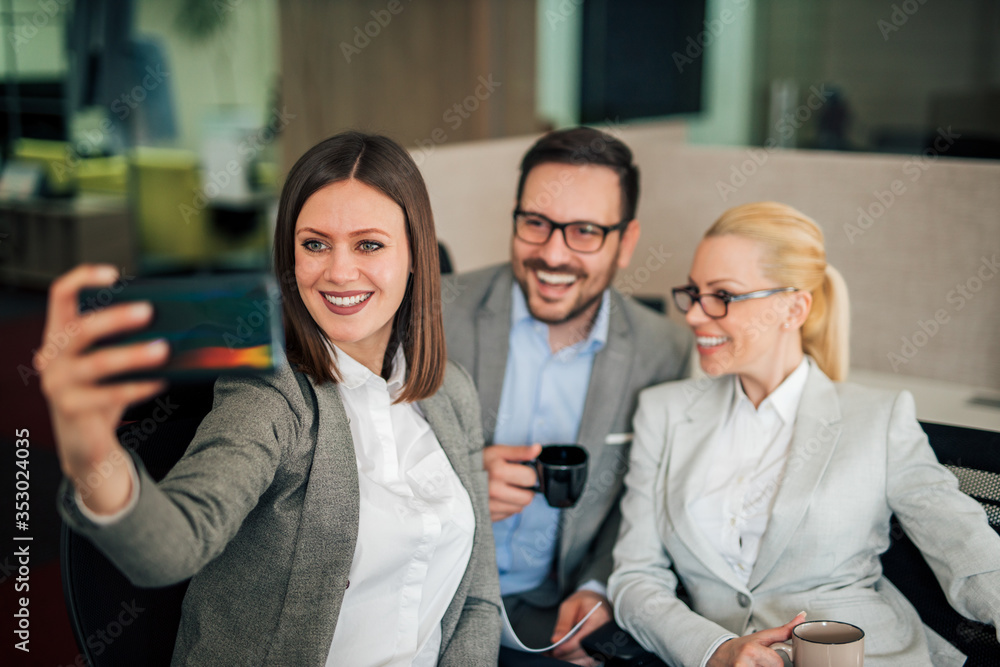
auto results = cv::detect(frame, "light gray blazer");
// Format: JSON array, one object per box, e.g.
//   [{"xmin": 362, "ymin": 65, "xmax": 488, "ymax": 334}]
[
  {"xmin": 59, "ymin": 360, "xmax": 501, "ymax": 666},
  {"xmin": 443, "ymin": 264, "xmax": 691, "ymax": 604},
  {"xmin": 609, "ymin": 360, "xmax": 1000, "ymax": 667}
]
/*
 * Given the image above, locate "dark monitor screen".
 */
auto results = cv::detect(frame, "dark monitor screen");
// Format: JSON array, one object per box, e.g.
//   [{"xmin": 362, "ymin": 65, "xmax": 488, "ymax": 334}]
[
  {"xmin": 580, "ymin": 0, "xmax": 707, "ymax": 123},
  {"xmin": 0, "ymin": 79, "xmax": 67, "ymax": 154}
]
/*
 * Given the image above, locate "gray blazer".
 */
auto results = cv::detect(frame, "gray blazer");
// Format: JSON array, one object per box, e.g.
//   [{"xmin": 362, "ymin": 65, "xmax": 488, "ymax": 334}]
[
  {"xmin": 59, "ymin": 360, "xmax": 502, "ymax": 666},
  {"xmin": 609, "ymin": 359, "xmax": 1000, "ymax": 667},
  {"xmin": 442, "ymin": 264, "xmax": 691, "ymax": 603}
]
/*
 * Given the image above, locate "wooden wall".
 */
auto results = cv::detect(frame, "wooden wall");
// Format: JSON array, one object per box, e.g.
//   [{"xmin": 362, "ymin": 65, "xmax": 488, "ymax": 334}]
[{"xmin": 278, "ymin": 0, "xmax": 539, "ymax": 169}]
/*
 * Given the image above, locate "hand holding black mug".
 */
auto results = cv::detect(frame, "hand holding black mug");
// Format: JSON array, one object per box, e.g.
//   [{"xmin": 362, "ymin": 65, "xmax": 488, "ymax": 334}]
[{"xmin": 528, "ymin": 444, "xmax": 589, "ymax": 508}]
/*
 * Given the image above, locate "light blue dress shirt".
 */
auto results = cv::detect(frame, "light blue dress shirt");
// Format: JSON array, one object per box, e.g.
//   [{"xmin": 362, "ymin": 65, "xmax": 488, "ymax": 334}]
[{"xmin": 493, "ymin": 284, "xmax": 610, "ymax": 596}]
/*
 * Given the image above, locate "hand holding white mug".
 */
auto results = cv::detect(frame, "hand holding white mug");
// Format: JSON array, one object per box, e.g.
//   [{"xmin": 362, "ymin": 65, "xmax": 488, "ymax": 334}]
[
  {"xmin": 771, "ymin": 620, "xmax": 865, "ymax": 666},
  {"xmin": 707, "ymin": 612, "xmax": 807, "ymax": 667}
]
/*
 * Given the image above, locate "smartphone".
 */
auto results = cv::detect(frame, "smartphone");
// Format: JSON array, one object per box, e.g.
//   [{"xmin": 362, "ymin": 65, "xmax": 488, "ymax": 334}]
[{"xmin": 79, "ymin": 272, "xmax": 285, "ymax": 383}]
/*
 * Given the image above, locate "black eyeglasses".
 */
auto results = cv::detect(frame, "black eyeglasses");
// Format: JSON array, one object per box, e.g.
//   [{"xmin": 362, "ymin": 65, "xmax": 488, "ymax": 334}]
[
  {"xmin": 512, "ymin": 209, "xmax": 631, "ymax": 254},
  {"xmin": 671, "ymin": 285, "xmax": 799, "ymax": 319}
]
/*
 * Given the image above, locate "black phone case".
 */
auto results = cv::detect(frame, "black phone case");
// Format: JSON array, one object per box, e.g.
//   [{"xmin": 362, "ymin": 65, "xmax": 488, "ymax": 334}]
[{"xmin": 79, "ymin": 272, "xmax": 284, "ymax": 383}]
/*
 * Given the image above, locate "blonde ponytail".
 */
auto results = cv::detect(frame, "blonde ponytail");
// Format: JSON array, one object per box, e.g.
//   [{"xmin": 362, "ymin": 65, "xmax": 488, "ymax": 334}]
[
  {"xmin": 706, "ymin": 201, "xmax": 850, "ymax": 381},
  {"xmin": 802, "ymin": 264, "xmax": 850, "ymax": 381}
]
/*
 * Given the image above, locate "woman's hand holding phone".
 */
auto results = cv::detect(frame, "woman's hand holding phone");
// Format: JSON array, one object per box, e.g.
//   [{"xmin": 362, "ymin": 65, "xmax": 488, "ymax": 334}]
[{"xmin": 36, "ymin": 264, "xmax": 169, "ymax": 515}]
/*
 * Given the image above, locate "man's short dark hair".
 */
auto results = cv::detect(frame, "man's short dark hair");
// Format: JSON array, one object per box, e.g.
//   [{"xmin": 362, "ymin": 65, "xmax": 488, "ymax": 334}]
[{"xmin": 516, "ymin": 126, "xmax": 640, "ymax": 222}]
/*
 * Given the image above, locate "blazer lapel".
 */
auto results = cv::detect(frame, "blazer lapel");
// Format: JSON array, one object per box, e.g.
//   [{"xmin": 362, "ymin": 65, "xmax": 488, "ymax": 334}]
[
  {"xmin": 268, "ymin": 379, "xmax": 360, "ymax": 664},
  {"xmin": 667, "ymin": 377, "xmax": 750, "ymax": 591},
  {"xmin": 473, "ymin": 268, "xmax": 514, "ymax": 443},
  {"xmin": 748, "ymin": 362, "xmax": 843, "ymax": 590},
  {"xmin": 420, "ymin": 391, "xmax": 475, "ymax": 499},
  {"xmin": 576, "ymin": 290, "xmax": 633, "ymax": 457}
]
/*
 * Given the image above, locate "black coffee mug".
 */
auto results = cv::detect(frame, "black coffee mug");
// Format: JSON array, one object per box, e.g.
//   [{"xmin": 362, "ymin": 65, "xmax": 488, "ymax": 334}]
[{"xmin": 531, "ymin": 444, "xmax": 588, "ymax": 508}]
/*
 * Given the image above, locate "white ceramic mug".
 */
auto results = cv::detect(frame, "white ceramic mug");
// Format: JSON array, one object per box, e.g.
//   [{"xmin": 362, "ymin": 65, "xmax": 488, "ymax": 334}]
[{"xmin": 771, "ymin": 620, "xmax": 864, "ymax": 667}]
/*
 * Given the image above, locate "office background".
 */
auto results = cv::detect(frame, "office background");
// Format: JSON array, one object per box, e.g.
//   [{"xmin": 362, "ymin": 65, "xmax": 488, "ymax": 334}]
[{"xmin": 0, "ymin": 1, "xmax": 998, "ymax": 665}]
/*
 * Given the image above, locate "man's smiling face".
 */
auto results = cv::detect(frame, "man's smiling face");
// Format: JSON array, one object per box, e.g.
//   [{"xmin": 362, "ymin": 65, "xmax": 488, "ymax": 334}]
[{"xmin": 511, "ymin": 162, "xmax": 639, "ymax": 328}]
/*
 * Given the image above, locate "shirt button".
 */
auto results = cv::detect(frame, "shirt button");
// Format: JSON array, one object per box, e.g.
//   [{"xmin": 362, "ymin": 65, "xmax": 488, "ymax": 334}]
[
  {"xmin": 737, "ymin": 592, "xmax": 751, "ymax": 608},
  {"xmin": 729, "ymin": 517, "xmax": 736, "ymax": 527}
]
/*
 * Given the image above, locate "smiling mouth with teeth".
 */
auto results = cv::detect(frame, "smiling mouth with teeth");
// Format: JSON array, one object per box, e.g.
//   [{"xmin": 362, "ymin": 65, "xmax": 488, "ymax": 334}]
[
  {"xmin": 535, "ymin": 269, "xmax": 579, "ymax": 286},
  {"xmin": 696, "ymin": 335, "xmax": 730, "ymax": 347},
  {"xmin": 324, "ymin": 292, "xmax": 372, "ymax": 307}
]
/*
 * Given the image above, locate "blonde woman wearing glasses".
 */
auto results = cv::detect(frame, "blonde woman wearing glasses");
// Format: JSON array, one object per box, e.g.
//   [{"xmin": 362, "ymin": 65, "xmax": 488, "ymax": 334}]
[{"xmin": 608, "ymin": 202, "xmax": 1000, "ymax": 667}]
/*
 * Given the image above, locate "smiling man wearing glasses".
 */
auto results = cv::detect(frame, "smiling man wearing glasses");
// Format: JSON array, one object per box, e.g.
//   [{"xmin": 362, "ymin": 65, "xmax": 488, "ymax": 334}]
[{"xmin": 443, "ymin": 127, "xmax": 691, "ymax": 664}]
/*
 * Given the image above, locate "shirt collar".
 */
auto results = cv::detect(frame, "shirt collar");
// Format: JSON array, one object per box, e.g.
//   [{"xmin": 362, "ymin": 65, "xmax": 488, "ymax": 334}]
[
  {"xmin": 511, "ymin": 283, "xmax": 611, "ymax": 353},
  {"xmin": 510, "ymin": 283, "xmax": 534, "ymax": 327},
  {"xmin": 327, "ymin": 341, "xmax": 407, "ymax": 395},
  {"xmin": 732, "ymin": 356, "xmax": 811, "ymax": 424}
]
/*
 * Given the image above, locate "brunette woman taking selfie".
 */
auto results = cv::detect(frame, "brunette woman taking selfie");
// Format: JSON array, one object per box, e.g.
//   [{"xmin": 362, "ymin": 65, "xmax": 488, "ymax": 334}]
[{"xmin": 40, "ymin": 132, "xmax": 501, "ymax": 666}]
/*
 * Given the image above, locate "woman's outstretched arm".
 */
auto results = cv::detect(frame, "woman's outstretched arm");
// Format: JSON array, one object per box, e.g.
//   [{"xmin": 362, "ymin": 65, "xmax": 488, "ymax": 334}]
[{"xmin": 37, "ymin": 264, "xmax": 168, "ymax": 514}]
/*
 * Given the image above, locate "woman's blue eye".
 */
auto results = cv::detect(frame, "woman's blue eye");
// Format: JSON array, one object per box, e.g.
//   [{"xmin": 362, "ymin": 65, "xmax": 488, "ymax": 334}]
[
  {"xmin": 359, "ymin": 241, "xmax": 383, "ymax": 253},
  {"xmin": 302, "ymin": 240, "xmax": 326, "ymax": 252}
]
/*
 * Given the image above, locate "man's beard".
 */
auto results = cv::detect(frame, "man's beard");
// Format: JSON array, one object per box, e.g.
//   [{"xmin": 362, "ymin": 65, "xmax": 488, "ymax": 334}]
[
  {"xmin": 517, "ymin": 258, "xmax": 616, "ymax": 326},
  {"xmin": 535, "ymin": 289, "xmax": 605, "ymax": 327}
]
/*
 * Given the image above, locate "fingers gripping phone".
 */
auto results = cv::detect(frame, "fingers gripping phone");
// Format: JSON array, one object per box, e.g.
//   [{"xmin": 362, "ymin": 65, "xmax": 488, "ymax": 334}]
[{"xmin": 79, "ymin": 273, "xmax": 285, "ymax": 382}]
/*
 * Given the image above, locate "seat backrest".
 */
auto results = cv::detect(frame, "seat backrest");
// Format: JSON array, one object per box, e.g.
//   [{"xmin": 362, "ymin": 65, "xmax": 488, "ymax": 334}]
[
  {"xmin": 61, "ymin": 383, "xmax": 215, "ymax": 667},
  {"xmin": 880, "ymin": 421, "xmax": 1000, "ymax": 667},
  {"xmin": 438, "ymin": 240, "xmax": 454, "ymax": 275}
]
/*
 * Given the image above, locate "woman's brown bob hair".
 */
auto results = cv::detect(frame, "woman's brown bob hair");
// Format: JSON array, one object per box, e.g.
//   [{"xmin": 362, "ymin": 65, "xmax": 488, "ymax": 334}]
[{"xmin": 273, "ymin": 131, "xmax": 446, "ymax": 402}]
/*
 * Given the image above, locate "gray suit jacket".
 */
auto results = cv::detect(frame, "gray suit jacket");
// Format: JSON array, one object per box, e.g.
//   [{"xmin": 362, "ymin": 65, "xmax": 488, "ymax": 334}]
[
  {"xmin": 59, "ymin": 360, "xmax": 501, "ymax": 666},
  {"xmin": 442, "ymin": 264, "xmax": 691, "ymax": 604},
  {"xmin": 609, "ymin": 359, "xmax": 1000, "ymax": 667}
]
